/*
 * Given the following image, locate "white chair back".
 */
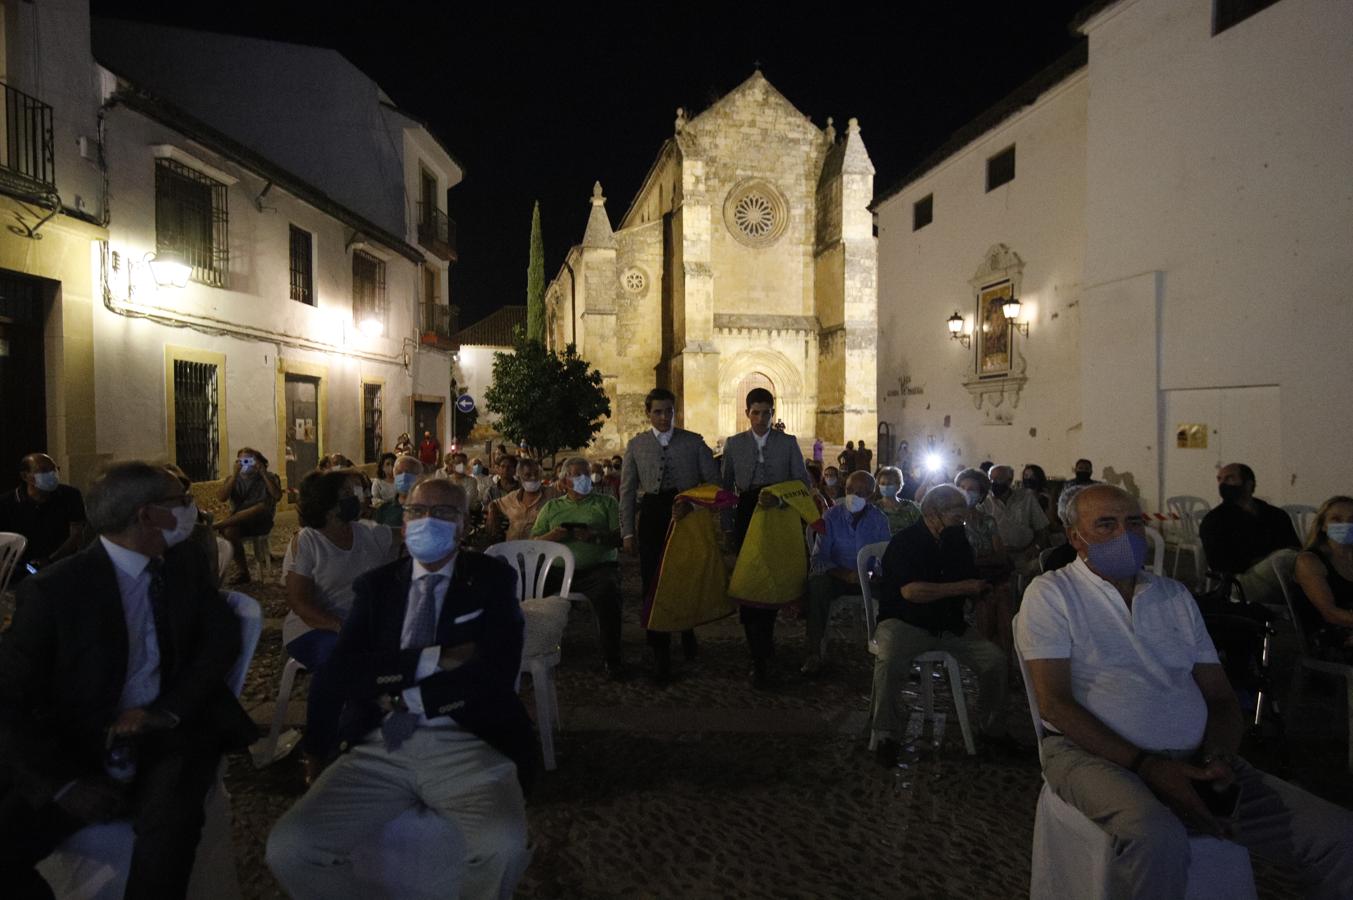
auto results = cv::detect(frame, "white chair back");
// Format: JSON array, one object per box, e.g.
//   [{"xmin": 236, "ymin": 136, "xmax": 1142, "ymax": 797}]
[
  {"xmin": 485, "ymin": 540, "xmax": 575, "ymax": 602},
  {"xmin": 1012, "ymin": 623, "xmax": 1051, "ymax": 769},
  {"xmin": 215, "ymin": 536, "xmax": 233, "ymax": 585},
  {"xmin": 856, "ymin": 540, "xmax": 891, "ymax": 649},
  {"xmin": 0, "ymin": 531, "xmax": 28, "ymax": 596},
  {"xmin": 1270, "ymin": 549, "xmax": 1311, "ymax": 652},
  {"xmin": 1166, "ymin": 495, "xmax": 1210, "ymax": 540},
  {"xmin": 1143, "ymin": 526, "xmax": 1165, "ymax": 576},
  {"xmin": 1281, "ymin": 504, "xmax": 1317, "ymax": 543},
  {"xmin": 221, "ymin": 591, "xmax": 262, "ymax": 697}
]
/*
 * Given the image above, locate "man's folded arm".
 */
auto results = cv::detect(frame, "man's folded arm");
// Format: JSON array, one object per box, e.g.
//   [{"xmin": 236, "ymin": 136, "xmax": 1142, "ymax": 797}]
[
  {"xmin": 325, "ymin": 573, "xmax": 428, "ymax": 700},
  {"xmin": 416, "ymin": 567, "xmax": 525, "ymax": 713}
]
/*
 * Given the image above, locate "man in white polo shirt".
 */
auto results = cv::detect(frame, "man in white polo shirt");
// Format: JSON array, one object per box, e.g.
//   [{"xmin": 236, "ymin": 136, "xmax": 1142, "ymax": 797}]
[{"xmin": 1017, "ymin": 484, "xmax": 1353, "ymax": 898}]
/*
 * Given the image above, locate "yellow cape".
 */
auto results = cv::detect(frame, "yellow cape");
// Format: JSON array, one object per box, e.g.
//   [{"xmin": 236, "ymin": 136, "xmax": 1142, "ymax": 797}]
[
  {"xmin": 642, "ymin": 484, "xmax": 740, "ymax": 632},
  {"xmin": 728, "ymin": 480, "xmax": 823, "ymax": 607}
]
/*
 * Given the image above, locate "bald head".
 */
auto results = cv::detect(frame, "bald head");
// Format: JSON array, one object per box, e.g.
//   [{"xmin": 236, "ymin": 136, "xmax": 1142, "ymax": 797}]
[
  {"xmin": 1063, "ymin": 483, "xmax": 1138, "ymax": 532},
  {"xmin": 408, "ymin": 477, "xmax": 467, "ymax": 513}
]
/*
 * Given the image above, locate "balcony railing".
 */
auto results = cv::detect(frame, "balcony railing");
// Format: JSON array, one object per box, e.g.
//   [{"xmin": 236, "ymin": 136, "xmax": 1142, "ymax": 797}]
[
  {"xmin": 416, "ymin": 202, "xmax": 458, "ymax": 262},
  {"xmin": 0, "ymin": 82, "xmax": 55, "ymax": 194},
  {"xmin": 420, "ymin": 300, "xmax": 456, "ymax": 349}
]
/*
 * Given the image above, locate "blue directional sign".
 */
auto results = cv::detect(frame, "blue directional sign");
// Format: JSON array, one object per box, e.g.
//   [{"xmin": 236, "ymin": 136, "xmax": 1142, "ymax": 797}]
[{"xmin": 455, "ymin": 394, "xmax": 476, "ymax": 414}]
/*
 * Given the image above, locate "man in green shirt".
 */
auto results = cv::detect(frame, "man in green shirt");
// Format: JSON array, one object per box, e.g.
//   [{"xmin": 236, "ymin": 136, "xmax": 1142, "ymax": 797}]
[{"xmin": 533, "ymin": 457, "xmax": 624, "ymax": 678}]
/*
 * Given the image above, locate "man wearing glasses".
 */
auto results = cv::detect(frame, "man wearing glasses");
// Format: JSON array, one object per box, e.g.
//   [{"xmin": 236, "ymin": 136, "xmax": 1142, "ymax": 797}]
[
  {"xmin": 268, "ymin": 477, "xmax": 534, "ymax": 899},
  {"xmin": 0, "ymin": 452, "xmax": 87, "ymax": 583},
  {"xmin": 0, "ymin": 461, "xmax": 254, "ymax": 898}
]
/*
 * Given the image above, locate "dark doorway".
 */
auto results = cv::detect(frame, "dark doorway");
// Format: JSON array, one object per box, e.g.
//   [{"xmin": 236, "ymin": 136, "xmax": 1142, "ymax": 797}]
[
  {"xmin": 413, "ymin": 400, "xmax": 442, "ymax": 449},
  {"xmin": 362, "ymin": 382, "xmax": 383, "ymax": 463},
  {"xmin": 0, "ymin": 271, "xmax": 47, "ymax": 490},
  {"xmin": 284, "ymin": 374, "xmax": 320, "ymax": 489}
]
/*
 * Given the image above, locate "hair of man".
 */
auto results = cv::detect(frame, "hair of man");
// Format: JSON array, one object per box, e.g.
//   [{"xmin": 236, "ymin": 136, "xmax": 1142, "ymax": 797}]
[
  {"xmin": 86, "ymin": 461, "xmax": 179, "ymax": 535},
  {"xmin": 644, "ymin": 387, "xmax": 677, "ymax": 411}
]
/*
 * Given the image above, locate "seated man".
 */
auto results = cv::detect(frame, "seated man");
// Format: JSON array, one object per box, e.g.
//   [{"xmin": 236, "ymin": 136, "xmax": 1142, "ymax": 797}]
[
  {"xmin": 374, "ymin": 455, "xmax": 423, "ymax": 528},
  {"xmin": 267, "ymin": 478, "xmax": 532, "ymax": 898},
  {"xmin": 870, "ymin": 484, "xmax": 1013, "ymax": 766},
  {"xmin": 982, "ymin": 464, "xmax": 1050, "ymax": 574},
  {"xmin": 1018, "ymin": 484, "xmax": 1353, "ymax": 897},
  {"xmin": 532, "ymin": 458, "xmax": 625, "ymax": 677},
  {"xmin": 437, "ymin": 451, "xmax": 481, "ymax": 514},
  {"xmin": 1199, "ymin": 462, "xmax": 1299, "ymax": 603},
  {"xmin": 0, "ymin": 461, "xmax": 254, "ymax": 898},
  {"xmin": 213, "ymin": 447, "xmax": 281, "ymax": 584},
  {"xmin": 802, "ymin": 470, "xmax": 890, "ymax": 675},
  {"xmin": 0, "ymin": 452, "xmax": 86, "ymax": 583}
]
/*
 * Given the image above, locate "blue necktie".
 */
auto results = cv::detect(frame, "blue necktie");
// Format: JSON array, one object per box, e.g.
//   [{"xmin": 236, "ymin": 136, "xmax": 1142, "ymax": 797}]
[{"xmin": 381, "ymin": 574, "xmax": 444, "ymax": 752}]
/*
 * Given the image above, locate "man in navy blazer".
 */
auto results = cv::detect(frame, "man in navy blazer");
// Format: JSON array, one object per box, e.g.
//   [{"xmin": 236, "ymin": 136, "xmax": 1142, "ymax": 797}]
[{"xmin": 267, "ymin": 477, "xmax": 533, "ymax": 899}]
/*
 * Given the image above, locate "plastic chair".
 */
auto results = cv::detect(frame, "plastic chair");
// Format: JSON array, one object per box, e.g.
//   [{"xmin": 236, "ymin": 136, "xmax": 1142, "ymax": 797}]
[
  {"xmin": 38, "ymin": 592, "xmax": 263, "ymax": 900},
  {"xmin": 249, "ymin": 534, "xmax": 274, "ymax": 579},
  {"xmin": 214, "ymin": 536, "xmax": 233, "ymax": 586},
  {"xmin": 1012, "ymin": 632, "xmax": 1256, "ymax": 899},
  {"xmin": 484, "ymin": 540, "xmax": 576, "ymax": 771},
  {"xmin": 1143, "ymin": 525, "xmax": 1165, "ymax": 576},
  {"xmin": 1272, "ymin": 551, "xmax": 1353, "ymax": 770},
  {"xmin": 858, "ymin": 541, "xmax": 976, "ymax": 756},
  {"xmin": 251, "ymin": 657, "xmax": 306, "ymax": 768},
  {"xmin": 0, "ymin": 531, "xmax": 28, "ymax": 596},
  {"xmin": 1166, "ymin": 495, "xmax": 1211, "ymax": 586},
  {"xmin": 1281, "ymin": 505, "xmax": 1316, "ymax": 543}
]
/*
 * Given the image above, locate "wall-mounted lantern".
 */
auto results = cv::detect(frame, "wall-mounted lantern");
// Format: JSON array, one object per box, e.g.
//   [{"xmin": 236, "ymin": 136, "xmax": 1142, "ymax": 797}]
[{"xmin": 947, "ymin": 311, "xmax": 971, "ymax": 349}]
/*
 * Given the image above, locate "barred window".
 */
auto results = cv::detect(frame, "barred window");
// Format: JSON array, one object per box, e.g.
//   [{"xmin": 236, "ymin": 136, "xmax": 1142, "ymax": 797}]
[
  {"xmin": 352, "ymin": 249, "xmax": 386, "ymax": 328},
  {"xmin": 155, "ymin": 158, "xmax": 228, "ymax": 287},
  {"xmin": 289, "ymin": 225, "xmax": 314, "ymax": 305},
  {"xmin": 173, "ymin": 359, "xmax": 220, "ymax": 481}
]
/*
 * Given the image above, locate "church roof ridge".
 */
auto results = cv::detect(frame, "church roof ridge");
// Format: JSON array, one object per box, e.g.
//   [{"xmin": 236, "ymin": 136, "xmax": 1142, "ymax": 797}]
[
  {"xmin": 684, "ymin": 69, "xmax": 811, "ymax": 131},
  {"xmin": 581, "ymin": 181, "xmax": 617, "ymax": 249}
]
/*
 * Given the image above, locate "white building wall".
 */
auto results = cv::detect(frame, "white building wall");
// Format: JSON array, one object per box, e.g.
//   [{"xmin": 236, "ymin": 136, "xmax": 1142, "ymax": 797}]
[
  {"xmin": 1081, "ymin": 0, "xmax": 1353, "ymax": 507},
  {"xmin": 454, "ymin": 345, "xmax": 502, "ymax": 424},
  {"xmin": 875, "ymin": 73, "xmax": 1089, "ymax": 479}
]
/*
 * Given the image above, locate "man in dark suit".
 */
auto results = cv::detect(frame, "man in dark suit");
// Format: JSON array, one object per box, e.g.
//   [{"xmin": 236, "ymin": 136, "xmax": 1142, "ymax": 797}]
[
  {"xmin": 0, "ymin": 461, "xmax": 254, "ymax": 900},
  {"xmin": 621, "ymin": 387, "xmax": 720, "ymax": 682},
  {"xmin": 721, "ymin": 387, "xmax": 812, "ymax": 688},
  {"xmin": 267, "ymin": 477, "xmax": 534, "ymax": 899}
]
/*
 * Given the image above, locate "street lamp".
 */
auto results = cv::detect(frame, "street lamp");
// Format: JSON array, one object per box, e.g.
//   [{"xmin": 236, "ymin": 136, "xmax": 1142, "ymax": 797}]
[
  {"xmin": 1002, "ymin": 296, "xmax": 1029, "ymax": 336},
  {"xmin": 947, "ymin": 311, "xmax": 971, "ymax": 349},
  {"xmin": 148, "ymin": 250, "xmax": 191, "ymax": 289}
]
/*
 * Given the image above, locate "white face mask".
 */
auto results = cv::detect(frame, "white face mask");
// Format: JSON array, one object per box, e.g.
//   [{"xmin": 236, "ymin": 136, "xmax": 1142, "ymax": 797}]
[
  {"xmin": 453, "ymin": 463, "xmax": 466, "ymax": 475},
  {"xmin": 842, "ymin": 494, "xmax": 867, "ymax": 514},
  {"xmin": 162, "ymin": 502, "xmax": 198, "ymax": 548},
  {"xmin": 521, "ymin": 480, "xmax": 542, "ymax": 493}
]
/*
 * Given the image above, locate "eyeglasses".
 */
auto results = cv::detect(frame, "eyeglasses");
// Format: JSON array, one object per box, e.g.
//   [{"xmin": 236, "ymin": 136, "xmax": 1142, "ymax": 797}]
[{"xmin": 404, "ymin": 504, "xmax": 463, "ymax": 521}]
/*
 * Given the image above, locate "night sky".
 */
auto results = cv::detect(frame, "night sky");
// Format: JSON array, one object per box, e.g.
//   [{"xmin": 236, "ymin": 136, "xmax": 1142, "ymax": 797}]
[{"xmin": 89, "ymin": 1, "xmax": 1089, "ymax": 327}]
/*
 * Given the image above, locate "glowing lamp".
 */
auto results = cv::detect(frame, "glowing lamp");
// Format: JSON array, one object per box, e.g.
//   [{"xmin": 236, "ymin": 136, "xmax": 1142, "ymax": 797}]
[
  {"xmin": 148, "ymin": 250, "xmax": 191, "ymax": 288},
  {"xmin": 358, "ymin": 317, "xmax": 385, "ymax": 338},
  {"xmin": 925, "ymin": 453, "xmax": 944, "ymax": 473},
  {"xmin": 946, "ymin": 311, "xmax": 971, "ymax": 349}
]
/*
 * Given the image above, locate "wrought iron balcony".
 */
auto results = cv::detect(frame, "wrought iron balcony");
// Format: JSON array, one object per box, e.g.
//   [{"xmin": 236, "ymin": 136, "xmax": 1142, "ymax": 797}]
[
  {"xmin": 420, "ymin": 300, "xmax": 456, "ymax": 349},
  {"xmin": 416, "ymin": 202, "xmax": 457, "ymax": 262},
  {"xmin": 0, "ymin": 82, "xmax": 55, "ymax": 195}
]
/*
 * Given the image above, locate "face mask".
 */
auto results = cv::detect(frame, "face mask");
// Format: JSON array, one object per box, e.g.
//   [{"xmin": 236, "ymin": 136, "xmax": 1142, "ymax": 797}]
[
  {"xmin": 1080, "ymin": 529, "xmax": 1148, "ymax": 580},
  {"xmin": 472, "ymin": 464, "xmax": 485, "ymax": 476},
  {"xmin": 571, "ymin": 474, "xmax": 593, "ymax": 496},
  {"xmin": 404, "ymin": 517, "xmax": 459, "ymax": 563},
  {"xmin": 336, "ymin": 496, "xmax": 362, "ymax": 522},
  {"xmin": 1023, "ymin": 475, "xmax": 1044, "ymax": 490},
  {"xmin": 453, "ymin": 463, "xmax": 466, "ymax": 475},
  {"xmin": 1218, "ymin": 483, "xmax": 1244, "ymax": 503},
  {"xmin": 963, "ymin": 489, "xmax": 982, "ymax": 508},
  {"xmin": 394, "ymin": 472, "xmax": 418, "ymax": 494},
  {"xmin": 161, "ymin": 502, "xmax": 198, "ymax": 548},
  {"xmin": 824, "ymin": 476, "xmax": 838, "ymax": 487},
  {"xmin": 521, "ymin": 480, "xmax": 542, "ymax": 493},
  {"xmin": 879, "ymin": 484, "xmax": 900, "ymax": 499},
  {"xmin": 940, "ymin": 523, "xmax": 967, "ymax": 541},
  {"xmin": 991, "ymin": 482, "xmax": 1011, "ymax": 498},
  {"xmin": 842, "ymin": 494, "xmax": 867, "ymax": 513},
  {"xmin": 1326, "ymin": 523, "xmax": 1353, "ymax": 545},
  {"xmin": 32, "ymin": 471, "xmax": 59, "ymax": 492},
  {"xmin": 1073, "ymin": 471, "xmax": 1091, "ymax": 484}
]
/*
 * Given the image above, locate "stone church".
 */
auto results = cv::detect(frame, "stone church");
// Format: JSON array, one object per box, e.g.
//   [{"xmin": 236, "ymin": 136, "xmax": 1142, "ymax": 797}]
[{"xmin": 545, "ymin": 71, "xmax": 878, "ymax": 451}]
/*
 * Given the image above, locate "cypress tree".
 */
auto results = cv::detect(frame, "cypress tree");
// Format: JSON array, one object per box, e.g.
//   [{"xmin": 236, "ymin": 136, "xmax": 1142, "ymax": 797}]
[{"xmin": 526, "ymin": 200, "xmax": 545, "ymax": 341}]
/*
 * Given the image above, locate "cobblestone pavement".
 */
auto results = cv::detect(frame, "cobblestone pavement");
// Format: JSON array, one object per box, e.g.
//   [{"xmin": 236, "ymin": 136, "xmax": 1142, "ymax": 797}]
[{"xmin": 215, "ymin": 520, "xmax": 1348, "ymax": 898}]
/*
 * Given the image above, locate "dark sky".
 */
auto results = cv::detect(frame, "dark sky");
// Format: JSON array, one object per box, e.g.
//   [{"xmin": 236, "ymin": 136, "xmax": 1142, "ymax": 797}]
[{"xmin": 89, "ymin": 1, "xmax": 1089, "ymax": 327}]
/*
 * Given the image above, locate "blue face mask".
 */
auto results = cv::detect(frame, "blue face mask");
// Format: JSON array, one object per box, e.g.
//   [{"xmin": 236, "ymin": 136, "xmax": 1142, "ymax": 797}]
[
  {"xmin": 839, "ymin": 494, "xmax": 867, "ymax": 513},
  {"xmin": 394, "ymin": 472, "xmax": 418, "ymax": 494},
  {"xmin": 1081, "ymin": 529, "xmax": 1148, "ymax": 580},
  {"xmin": 33, "ymin": 471, "xmax": 59, "ymax": 492},
  {"xmin": 404, "ymin": 517, "xmax": 459, "ymax": 563},
  {"xmin": 879, "ymin": 483, "xmax": 900, "ymax": 499},
  {"xmin": 571, "ymin": 474, "xmax": 593, "ymax": 496},
  {"xmin": 1327, "ymin": 523, "xmax": 1353, "ymax": 545}
]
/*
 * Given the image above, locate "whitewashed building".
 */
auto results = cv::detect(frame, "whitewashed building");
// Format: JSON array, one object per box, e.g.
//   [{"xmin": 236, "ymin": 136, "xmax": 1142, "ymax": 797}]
[
  {"xmin": 0, "ymin": 0, "xmax": 464, "ymax": 492},
  {"xmin": 875, "ymin": 0, "xmax": 1353, "ymax": 513}
]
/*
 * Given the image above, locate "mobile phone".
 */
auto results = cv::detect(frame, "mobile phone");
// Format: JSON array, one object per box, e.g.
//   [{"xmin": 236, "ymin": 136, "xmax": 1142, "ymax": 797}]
[
  {"xmin": 25, "ymin": 562, "xmax": 39, "ymax": 575},
  {"xmin": 560, "ymin": 522, "xmax": 589, "ymax": 532},
  {"xmin": 1194, "ymin": 780, "xmax": 1241, "ymax": 819}
]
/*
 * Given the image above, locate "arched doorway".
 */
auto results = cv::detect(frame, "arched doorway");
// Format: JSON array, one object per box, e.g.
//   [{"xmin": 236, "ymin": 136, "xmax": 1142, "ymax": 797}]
[{"xmin": 734, "ymin": 371, "xmax": 774, "ymax": 410}]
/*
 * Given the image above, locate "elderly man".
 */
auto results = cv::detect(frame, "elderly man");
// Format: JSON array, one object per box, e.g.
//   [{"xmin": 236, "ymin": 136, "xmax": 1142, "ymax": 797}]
[
  {"xmin": 871, "ymin": 484, "xmax": 1013, "ymax": 766},
  {"xmin": 982, "ymin": 464, "xmax": 1049, "ymax": 572},
  {"xmin": 374, "ymin": 455, "xmax": 424, "ymax": 527},
  {"xmin": 486, "ymin": 455, "xmax": 519, "ymax": 504},
  {"xmin": 0, "ymin": 452, "xmax": 85, "ymax": 583},
  {"xmin": 532, "ymin": 458, "xmax": 625, "ymax": 677},
  {"xmin": 1018, "ymin": 484, "xmax": 1353, "ymax": 896},
  {"xmin": 1200, "ymin": 462, "xmax": 1299, "ymax": 603},
  {"xmin": 1, "ymin": 461, "xmax": 254, "ymax": 898},
  {"xmin": 620, "ymin": 387, "xmax": 719, "ymax": 682},
  {"xmin": 267, "ymin": 478, "xmax": 532, "ymax": 898},
  {"xmin": 486, "ymin": 458, "xmax": 554, "ymax": 544},
  {"xmin": 802, "ymin": 470, "xmax": 891, "ymax": 675}
]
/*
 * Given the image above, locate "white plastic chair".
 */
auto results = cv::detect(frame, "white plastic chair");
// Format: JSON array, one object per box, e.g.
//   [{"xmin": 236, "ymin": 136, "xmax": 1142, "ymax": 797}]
[
  {"xmin": 1281, "ymin": 504, "xmax": 1316, "ymax": 543},
  {"xmin": 251, "ymin": 657, "xmax": 306, "ymax": 768},
  {"xmin": 1012, "ymin": 632, "xmax": 1256, "ymax": 899},
  {"xmin": 1166, "ymin": 495, "xmax": 1211, "ymax": 586},
  {"xmin": 0, "ymin": 531, "xmax": 28, "ymax": 597},
  {"xmin": 1272, "ymin": 551, "xmax": 1353, "ymax": 770},
  {"xmin": 249, "ymin": 534, "xmax": 274, "ymax": 579},
  {"xmin": 214, "ymin": 536, "xmax": 233, "ymax": 587},
  {"xmin": 858, "ymin": 541, "xmax": 976, "ymax": 756},
  {"xmin": 484, "ymin": 540, "xmax": 576, "ymax": 771},
  {"xmin": 1143, "ymin": 525, "xmax": 1165, "ymax": 576},
  {"xmin": 38, "ymin": 592, "xmax": 263, "ymax": 900}
]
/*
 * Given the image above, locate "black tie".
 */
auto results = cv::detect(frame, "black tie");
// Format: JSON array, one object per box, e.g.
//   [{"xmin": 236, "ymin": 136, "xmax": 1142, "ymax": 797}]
[{"xmin": 145, "ymin": 557, "xmax": 174, "ymax": 673}]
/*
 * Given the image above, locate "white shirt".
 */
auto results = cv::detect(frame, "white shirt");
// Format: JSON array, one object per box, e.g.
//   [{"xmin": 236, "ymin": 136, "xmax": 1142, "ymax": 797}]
[
  {"xmin": 750, "ymin": 427, "xmax": 769, "ymax": 460},
  {"xmin": 1017, "ymin": 558, "xmax": 1220, "ymax": 751},
  {"xmin": 281, "ymin": 524, "xmax": 399, "ymax": 646},
  {"xmin": 981, "ymin": 486, "xmax": 1048, "ymax": 551},
  {"xmin": 100, "ymin": 537, "xmax": 161, "ymax": 712},
  {"xmin": 652, "ymin": 426, "xmax": 673, "ymax": 447},
  {"xmin": 371, "ymin": 478, "xmax": 398, "ymax": 505},
  {"xmin": 399, "ymin": 555, "xmax": 471, "ymax": 733}
]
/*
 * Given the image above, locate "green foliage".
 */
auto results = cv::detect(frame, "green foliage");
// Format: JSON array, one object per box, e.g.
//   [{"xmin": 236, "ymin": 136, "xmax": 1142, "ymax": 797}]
[
  {"xmin": 526, "ymin": 201, "xmax": 545, "ymax": 341},
  {"xmin": 485, "ymin": 334, "xmax": 610, "ymax": 460}
]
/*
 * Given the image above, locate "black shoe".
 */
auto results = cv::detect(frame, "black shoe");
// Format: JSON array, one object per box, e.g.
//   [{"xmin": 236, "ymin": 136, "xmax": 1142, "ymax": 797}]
[
  {"xmin": 875, "ymin": 738, "xmax": 901, "ymax": 768},
  {"xmin": 681, "ymin": 631, "xmax": 698, "ymax": 661},
  {"xmin": 652, "ymin": 645, "xmax": 672, "ymax": 685}
]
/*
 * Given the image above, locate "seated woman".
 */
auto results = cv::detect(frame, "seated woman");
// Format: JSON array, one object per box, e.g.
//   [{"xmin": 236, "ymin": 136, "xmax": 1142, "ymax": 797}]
[
  {"xmin": 955, "ymin": 467, "xmax": 1013, "ymax": 655},
  {"xmin": 485, "ymin": 458, "xmax": 556, "ymax": 543},
  {"xmin": 821, "ymin": 466, "xmax": 845, "ymax": 502},
  {"xmin": 1293, "ymin": 495, "xmax": 1353, "ymax": 662},
  {"xmin": 371, "ymin": 452, "xmax": 399, "ymax": 507},
  {"xmin": 874, "ymin": 466, "xmax": 921, "ymax": 535},
  {"xmin": 214, "ymin": 447, "xmax": 282, "ymax": 584},
  {"xmin": 283, "ymin": 469, "xmax": 401, "ymax": 777}
]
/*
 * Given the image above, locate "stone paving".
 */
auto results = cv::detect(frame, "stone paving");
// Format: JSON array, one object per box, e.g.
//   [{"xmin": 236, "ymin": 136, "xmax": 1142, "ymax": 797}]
[{"xmin": 207, "ymin": 518, "xmax": 1350, "ymax": 898}]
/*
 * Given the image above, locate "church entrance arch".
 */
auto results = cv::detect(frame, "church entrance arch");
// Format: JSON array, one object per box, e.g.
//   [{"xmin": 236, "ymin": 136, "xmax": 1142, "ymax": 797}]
[
  {"xmin": 734, "ymin": 371, "xmax": 774, "ymax": 410},
  {"xmin": 719, "ymin": 348, "xmax": 806, "ymax": 439}
]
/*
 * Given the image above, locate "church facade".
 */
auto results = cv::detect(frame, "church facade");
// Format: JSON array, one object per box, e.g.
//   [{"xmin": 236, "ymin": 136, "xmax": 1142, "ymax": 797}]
[{"xmin": 545, "ymin": 72, "xmax": 878, "ymax": 451}]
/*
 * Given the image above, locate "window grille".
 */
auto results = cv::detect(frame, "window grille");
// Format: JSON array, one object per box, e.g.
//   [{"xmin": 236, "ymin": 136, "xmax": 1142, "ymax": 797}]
[
  {"xmin": 155, "ymin": 158, "xmax": 228, "ymax": 287},
  {"xmin": 290, "ymin": 226, "xmax": 314, "ymax": 305},
  {"xmin": 173, "ymin": 359, "xmax": 219, "ymax": 481},
  {"xmin": 352, "ymin": 249, "xmax": 386, "ymax": 325}
]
